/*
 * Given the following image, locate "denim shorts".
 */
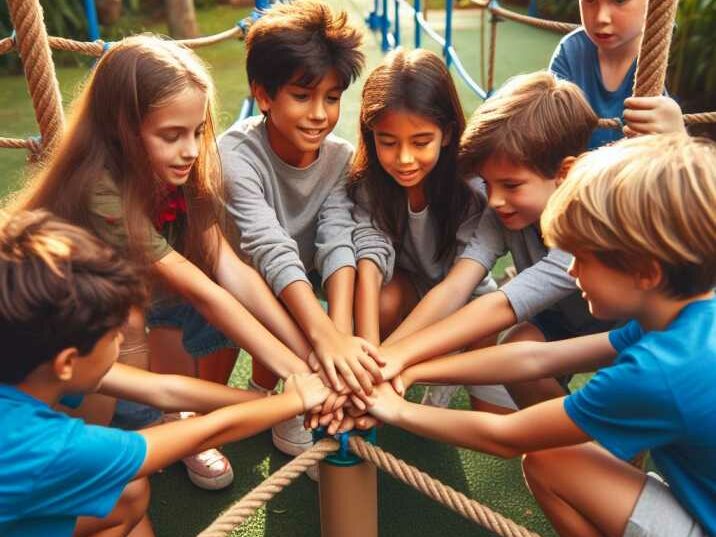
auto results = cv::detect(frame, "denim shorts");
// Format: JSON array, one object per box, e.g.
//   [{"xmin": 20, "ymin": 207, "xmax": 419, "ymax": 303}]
[{"xmin": 146, "ymin": 302, "xmax": 237, "ymax": 358}]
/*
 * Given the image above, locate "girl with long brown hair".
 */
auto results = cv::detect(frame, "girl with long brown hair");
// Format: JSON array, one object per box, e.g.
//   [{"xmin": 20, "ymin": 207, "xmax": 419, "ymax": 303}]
[
  {"xmin": 350, "ymin": 49, "xmax": 497, "ymax": 385},
  {"xmin": 9, "ymin": 35, "xmax": 320, "ymax": 490}
]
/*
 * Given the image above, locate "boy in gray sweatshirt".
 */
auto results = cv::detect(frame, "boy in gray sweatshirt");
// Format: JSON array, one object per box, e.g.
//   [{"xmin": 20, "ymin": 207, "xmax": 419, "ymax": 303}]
[{"xmin": 218, "ymin": 0, "xmax": 382, "ymax": 456}]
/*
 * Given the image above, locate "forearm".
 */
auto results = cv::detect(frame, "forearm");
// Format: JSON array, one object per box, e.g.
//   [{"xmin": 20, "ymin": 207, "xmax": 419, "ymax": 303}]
[
  {"xmin": 354, "ymin": 259, "xmax": 383, "ymax": 346},
  {"xmin": 216, "ymin": 238, "xmax": 312, "ymax": 367},
  {"xmin": 391, "ymin": 396, "xmax": 587, "ymax": 458},
  {"xmin": 384, "ymin": 260, "xmax": 488, "ymax": 346},
  {"xmin": 281, "ymin": 280, "xmax": 339, "ymax": 345},
  {"xmin": 191, "ymin": 284, "xmax": 309, "ymax": 378},
  {"xmin": 325, "ymin": 266, "xmax": 356, "ymax": 334},
  {"xmin": 388, "ymin": 291, "xmax": 517, "ymax": 368},
  {"xmin": 137, "ymin": 392, "xmax": 304, "ymax": 477}
]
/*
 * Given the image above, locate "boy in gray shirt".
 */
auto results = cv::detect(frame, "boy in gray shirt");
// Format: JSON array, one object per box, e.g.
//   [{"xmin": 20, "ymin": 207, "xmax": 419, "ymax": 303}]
[
  {"xmin": 219, "ymin": 0, "xmax": 383, "ymax": 455},
  {"xmin": 379, "ymin": 72, "xmax": 613, "ymax": 410}
]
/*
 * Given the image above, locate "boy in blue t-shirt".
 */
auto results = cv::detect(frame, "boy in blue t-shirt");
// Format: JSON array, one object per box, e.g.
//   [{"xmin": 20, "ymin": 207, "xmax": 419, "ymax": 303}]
[
  {"xmin": 549, "ymin": 0, "xmax": 685, "ymax": 149},
  {"xmin": 367, "ymin": 134, "xmax": 715, "ymax": 536},
  {"xmin": 0, "ymin": 211, "xmax": 330, "ymax": 537}
]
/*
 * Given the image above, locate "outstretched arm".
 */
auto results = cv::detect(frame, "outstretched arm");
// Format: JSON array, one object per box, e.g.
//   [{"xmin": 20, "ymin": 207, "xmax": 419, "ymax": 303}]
[
  {"xmin": 381, "ymin": 290, "xmax": 517, "ymax": 375},
  {"xmin": 401, "ymin": 332, "xmax": 616, "ymax": 390},
  {"xmin": 135, "ymin": 373, "xmax": 329, "ymax": 477},
  {"xmin": 214, "ymin": 230, "xmax": 312, "ymax": 371},
  {"xmin": 384, "ymin": 259, "xmax": 488, "ymax": 346},
  {"xmin": 354, "ymin": 259, "xmax": 384, "ymax": 346},
  {"xmin": 153, "ymin": 249, "xmax": 310, "ymax": 379},
  {"xmin": 98, "ymin": 363, "xmax": 264, "ymax": 413},
  {"xmin": 368, "ymin": 384, "xmax": 589, "ymax": 458}
]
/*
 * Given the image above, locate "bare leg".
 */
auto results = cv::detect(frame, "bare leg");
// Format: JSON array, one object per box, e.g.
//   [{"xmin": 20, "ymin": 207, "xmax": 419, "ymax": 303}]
[
  {"xmin": 148, "ymin": 327, "xmax": 196, "ymax": 377},
  {"xmin": 66, "ymin": 310, "xmax": 148, "ymax": 425},
  {"xmin": 501, "ymin": 322, "xmax": 567, "ymax": 408},
  {"xmin": 522, "ymin": 443, "xmax": 646, "ymax": 537},
  {"xmin": 74, "ymin": 478, "xmax": 153, "ymax": 537},
  {"xmin": 378, "ymin": 270, "xmax": 419, "ymax": 341}
]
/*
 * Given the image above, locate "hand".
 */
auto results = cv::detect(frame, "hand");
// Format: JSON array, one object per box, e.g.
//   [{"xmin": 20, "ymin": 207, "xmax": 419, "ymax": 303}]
[
  {"xmin": 310, "ymin": 330, "xmax": 385, "ymax": 396},
  {"xmin": 377, "ymin": 343, "xmax": 408, "ymax": 382},
  {"xmin": 366, "ymin": 382, "xmax": 406, "ymax": 424},
  {"xmin": 284, "ymin": 373, "xmax": 331, "ymax": 411},
  {"xmin": 623, "ymin": 96, "xmax": 686, "ymax": 137}
]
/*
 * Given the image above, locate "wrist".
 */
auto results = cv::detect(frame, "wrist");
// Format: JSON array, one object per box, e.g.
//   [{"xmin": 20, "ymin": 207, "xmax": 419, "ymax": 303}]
[{"xmin": 282, "ymin": 390, "xmax": 306, "ymax": 414}]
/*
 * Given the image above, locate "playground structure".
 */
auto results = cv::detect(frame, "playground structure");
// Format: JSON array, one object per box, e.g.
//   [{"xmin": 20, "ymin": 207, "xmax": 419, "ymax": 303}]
[{"xmin": 0, "ymin": 0, "xmax": 715, "ymax": 535}]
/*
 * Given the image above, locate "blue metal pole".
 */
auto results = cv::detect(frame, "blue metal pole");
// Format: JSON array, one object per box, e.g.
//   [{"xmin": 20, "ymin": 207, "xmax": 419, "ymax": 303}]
[
  {"xmin": 393, "ymin": 0, "xmax": 400, "ymax": 47},
  {"xmin": 444, "ymin": 0, "xmax": 453, "ymax": 67},
  {"xmin": 367, "ymin": 0, "xmax": 381, "ymax": 30},
  {"xmin": 381, "ymin": 0, "xmax": 391, "ymax": 51},
  {"xmin": 414, "ymin": 0, "xmax": 421, "ymax": 48},
  {"xmin": 528, "ymin": 0, "xmax": 538, "ymax": 17},
  {"xmin": 83, "ymin": 0, "xmax": 100, "ymax": 41}
]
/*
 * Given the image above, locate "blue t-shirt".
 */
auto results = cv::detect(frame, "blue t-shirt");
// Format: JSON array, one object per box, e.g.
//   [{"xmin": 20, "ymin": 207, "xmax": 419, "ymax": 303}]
[
  {"xmin": 0, "ymin": 385, "xmax": 147, "ymax": 537},
  {"xmin": 565, "ymin": 299, "xmax": 716, "ymax": 533},
  {"xmin": 549, "ymin": 28, "xmax": 636, "ymax": 149}
]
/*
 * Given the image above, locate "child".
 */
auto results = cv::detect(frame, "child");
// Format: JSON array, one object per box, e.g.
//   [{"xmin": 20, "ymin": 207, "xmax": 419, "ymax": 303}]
[
  {"xmin": 0, "ymin": 209, "xmax": 330, "ymax": 537},
  {"xmin": 219, "ymin": 0, "xmax": 384, "ymax": 409},
  {"xmin": 378, "ymin": 72, "xmax": 613, "ymax": 410},
  {"xmin": 549, "ymin": 0, "xmax": 685, "ymax": 149},
  {"xmin": 369, "ymin": 133, "xmax": 715, "ymax": 536},
  {"xmin": 10, "ymin": 35, "xmax": 328, "ymax": 488},
  {"xmin": 349, "ymin": 48, "xmax": 497, "ymax": 346}
]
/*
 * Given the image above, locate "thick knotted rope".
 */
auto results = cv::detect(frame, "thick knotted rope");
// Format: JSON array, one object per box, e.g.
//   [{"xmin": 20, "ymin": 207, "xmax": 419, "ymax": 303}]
[
  {"xmin": 197, "ymin": 439, "xmax": 339, "ymax": 537},
  {"xmin": 349, "ymin": 436, "xmax": 541, "ymax": 537},
  {"xmin": 633, "ymin": 0, "xmax": 680, "ymax": 97},
  {"xmin": 6, "ymin": 0, "xmax": 64, "ymax": 152}
]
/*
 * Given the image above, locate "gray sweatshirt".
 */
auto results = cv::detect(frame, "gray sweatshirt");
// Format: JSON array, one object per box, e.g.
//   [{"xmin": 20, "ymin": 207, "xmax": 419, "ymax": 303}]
[
  {"xmin": 352, "ymin": 181, "xmax": 497, "ymax": 297},
  {"xmin": 219, "ymin": 116, "xmax": 356, "ymax": 295},
  {"xmin": 460, "ymin": 206, "xmax": 595, "ymax": 331}
]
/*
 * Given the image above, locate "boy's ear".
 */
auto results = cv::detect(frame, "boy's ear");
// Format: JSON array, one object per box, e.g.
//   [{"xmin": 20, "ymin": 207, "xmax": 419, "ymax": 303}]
[
  {"xmin": 52, "ymin": 347, "xmax": 80, "ymax": 382},
  {"xmin": 251, "ymin": 82, "xmax": 272, "ymax": 114},
  {"xmin": 555, "ymin": 156, "xmax": 577, "ymax": 186},
  {"xmin": 634, "ymin": 260, "xmax": 663, "ymax": 291}
]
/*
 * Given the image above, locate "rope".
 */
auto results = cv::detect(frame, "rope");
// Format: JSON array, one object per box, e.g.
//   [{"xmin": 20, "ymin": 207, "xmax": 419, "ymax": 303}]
[
  {"xmin": 196, "ymin": 439, "xmax": 339, "ymax": 537},
  {"xmin": 348, "ymin": 436, "xmax": 541, "ymax": 537},
  {"xmin": 633, "ymin": 0, "xmax": 680, "ymax": 98},
  {"xmin": 489, "ymin": 4, "xmax": 577, "ymax": 34},
  {"xmin": 0, "ymin": 36, "xmax": 13, "ymax": 55},
  {"xmin": 0, "ymin": 136, "xmax": 41, "ymax": 153},
  {"xmin": 7, "ymin": 0, "xmax": 64, "ymax": 152}
]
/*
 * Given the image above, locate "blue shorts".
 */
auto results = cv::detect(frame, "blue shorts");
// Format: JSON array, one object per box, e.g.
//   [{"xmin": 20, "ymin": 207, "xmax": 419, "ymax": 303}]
[
  {"xmin": 529, "ymin": 309, "xmax": 616, "ymax": 392},
  {"xmin": 146, "ymin": 302, "xmax": 237, "ymax": 359}
]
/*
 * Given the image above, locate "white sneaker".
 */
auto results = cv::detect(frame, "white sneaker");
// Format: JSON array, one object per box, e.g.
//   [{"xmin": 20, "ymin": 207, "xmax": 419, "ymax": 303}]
[
  {"xmin": 421, "ymin": 385, "xmax": 460, "ymax": 408},
  {"xmin": 272, "ymin": 414, "xmax": 313, "ymax": 456}
]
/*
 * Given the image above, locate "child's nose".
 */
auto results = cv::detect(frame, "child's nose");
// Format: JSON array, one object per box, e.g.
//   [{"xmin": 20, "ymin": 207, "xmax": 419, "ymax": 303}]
[
  {"xmin": 488, "ymin": 193, "xmax": 505, "ymax": 208},
  {"xmin": 398, "ymin": 145, "xmax": 414, "ymax": 164},
  {"xmin": 309, "ymin": 100, "xmax": 327, "ymax": 121},
  {"xmin": 596, "ymin": 2, "xmax": 611, "ymax": 23},
  {"xmin": 182, "ymin": 137, "xmax": 199, "ymax": 159}
]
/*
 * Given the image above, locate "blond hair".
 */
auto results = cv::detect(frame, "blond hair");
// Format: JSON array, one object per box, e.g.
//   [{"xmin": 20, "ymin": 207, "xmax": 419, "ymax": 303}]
[
  {"xmin": 459, "ymin": 71, "xmax": 597, "ymax": 178},
  {"xmin": 542, "ymin": 134, "xmax": 716, "ymax": 298}
]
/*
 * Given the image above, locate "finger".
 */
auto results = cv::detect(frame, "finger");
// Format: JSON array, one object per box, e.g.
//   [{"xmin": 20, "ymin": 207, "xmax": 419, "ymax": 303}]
[
  {"xmin": 333, "ymin": 394, "xmax": 349, "ymax": 410},
  {"xmin": 322, "ymin": 360, "xmax": 344, "ymax": 392},
  {"xmin": 327, "ymin": 418, "xmax": 342, "ymax": 435},
  {"xmin": 321, "ymin": 391, "xmax": 338, "ymax": 415},
  {"xmin": 310, "ymin": 413, "xmax": 320, "ymax": 430},
  {"xmin": 391, "ymin": 375, "xmax": 405, "ymax": 397},
  {"xmin": 338, "ymin": 416, "xmax": 355, "ymax": 433},
  {"xmin": 624, "ymin": 96, "xmax": 663, "ymax": 110},
  {"xmin": 346, "ymin": 404, "xmax": 366, "ymax": 418},
  {"xmin": 361, "ymin": 340, "xmax": 386, "ymax": 366},
  {"xmin": 335, "ymin": 361, "xmax": 365, "ymax": 396},
  {"xmin": 319, "ymin": 412, "xmax": 335, "ymax": 427},
  {"xmin": 348, "ymin": 356, "xmax": 375, "ymax": 395},
  {"xmin": 349, "ymin": 393, "xmax": 367, "ymax": 411},
  {"xmin": 335, "ymin": 406, "xmax": 344, "ymax": 422},
  {"xmin": 308, "ymin": 352, "xmax": 321, "ymax": 372},
  {"xmin": 357, "ymin": 352, "xmax": 384, "ymax": 383},
  {"xmin": 623, "ymin": 108, "xmax": 658, "ymax": 125}
]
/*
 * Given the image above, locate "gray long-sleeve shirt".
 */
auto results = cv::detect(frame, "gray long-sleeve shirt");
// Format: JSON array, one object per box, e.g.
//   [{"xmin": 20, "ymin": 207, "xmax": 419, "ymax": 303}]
[
  {"xmin": 352, "ymin": 180, "xmax": 497, "ymax": 297},
  {"xmin": 219, "ymin": 116, "xmax": 356, "ymax": 295},
  {"xmin": 460, "ymin": 206, "xmax": 595, "ymax": 331}
]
